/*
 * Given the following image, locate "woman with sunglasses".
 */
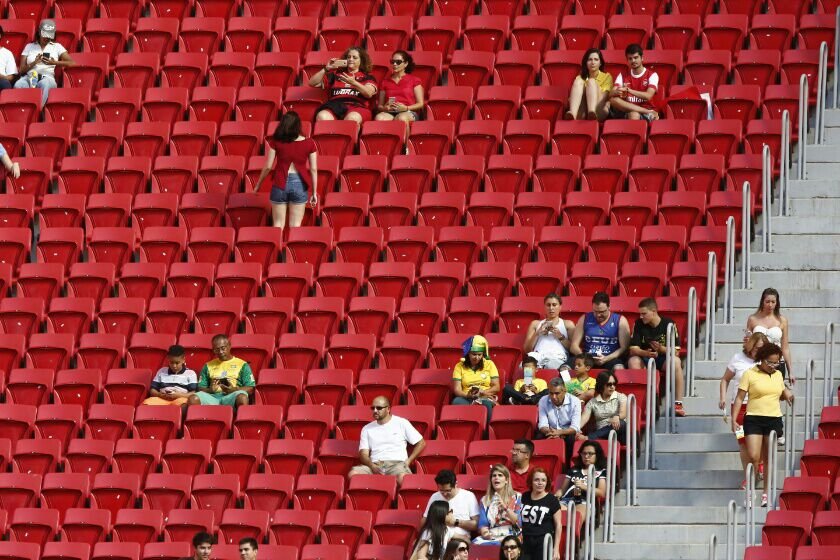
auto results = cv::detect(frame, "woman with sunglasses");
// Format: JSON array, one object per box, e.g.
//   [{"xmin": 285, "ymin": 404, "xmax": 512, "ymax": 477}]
[
  {"xmin": 376, "ymin": 50, "xmax": 424, "ymax": 129},
  {"xmin": 556, "ymin": 441, "xmax": 607, "ymax": 521},
  {"xmin": 578, "ymin": 371, "xmax": 627, "ymax": 444},
  {"xmin": 474, "ymin": 464, "xmax": 522, "ymax": 545},
  {"xmin": 309, "ymin": 45, "xmax": 377, "ymax": 124},
  {"xmin": 732, "ymin": 343, "xmax": 794, "ymax": 507},
  {"xmin": 520, "ymin": 468, "xmax": 563, "ymax": 560},
  {"xmin": 442, "ymin": 539, "xmax": 470, "ymax": 560},
  {"xmin": 498, "ymin": 536, "xmax": 523, "ymax": 560},
  {"xmin": 412, "ymin": 500, "xmax": 456, "ymax": 560}
]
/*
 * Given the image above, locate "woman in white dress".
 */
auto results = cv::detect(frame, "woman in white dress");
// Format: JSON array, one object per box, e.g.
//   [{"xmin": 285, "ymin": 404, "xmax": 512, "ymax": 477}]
[
  {"xmin": 745, "ymin": 288, "xmax": 793, "ymax": 384},
  {"xmin": 524, "ymin": 293, "xmax": 576, "ymax": 370}
]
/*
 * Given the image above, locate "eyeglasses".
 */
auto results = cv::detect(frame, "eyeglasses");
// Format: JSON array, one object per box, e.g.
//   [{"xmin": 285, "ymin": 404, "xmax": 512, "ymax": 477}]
[
  {"xmin": 371, "ymin": 405, "xmax": 389, "ymax": 411},
  {"xmin": 764, "ymin": 360, "xmax": 781, "ymax": 367},
  {"xmin": 605, "ymin": 382, "xmax": 617, "ymax": 387},
  {"xmin": 457, "ymin": 546, "xmax": 469, "ymax": 552},
  {"xmin": 503, "ymin": 545, "xmax": 520, "ymax": 550},
  {"xmin": 580, "ymin": 451, "xmax": 596, "ymax": 456},
  {"xmin": 390, "ymin": 59, "xmax": 405, "ymax": 64}
]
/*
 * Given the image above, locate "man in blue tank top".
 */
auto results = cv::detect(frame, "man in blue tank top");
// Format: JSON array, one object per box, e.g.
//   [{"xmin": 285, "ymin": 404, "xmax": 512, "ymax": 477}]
[{"xmin": 570, "ymin": 292, "xmax": 631, "ymax": 371}]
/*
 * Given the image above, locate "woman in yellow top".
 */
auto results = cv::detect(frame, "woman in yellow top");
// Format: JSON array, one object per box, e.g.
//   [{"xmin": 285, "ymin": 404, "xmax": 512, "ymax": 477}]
[
  {"xmin": 565, "ymin": 48, "xmax": 613, "ymax": 121},
  {"xmin": 732, "ymin": 343, "xmax": 794, "ymax": 507},
  {"xmin": 452, "ymin": 335, "xmax": 500, "ymax": 421}
]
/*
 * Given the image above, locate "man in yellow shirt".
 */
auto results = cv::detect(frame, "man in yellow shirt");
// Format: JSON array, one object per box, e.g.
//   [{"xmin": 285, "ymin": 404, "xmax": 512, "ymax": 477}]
[
  {"xmin": 188, "ymin": 334, "xmax": 254, "ymax": 408},
  {"xmin": 451, "ymin": 335, "xmax": 500, "ymax": 420},
  {"xmin": 502, "ymin": 356, "xmax": 549, "ymax": 405}
]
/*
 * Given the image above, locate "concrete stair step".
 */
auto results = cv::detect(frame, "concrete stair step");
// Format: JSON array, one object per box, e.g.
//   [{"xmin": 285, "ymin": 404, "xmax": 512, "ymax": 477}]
[
  {"xmin": 653, "ymin": 451, "xmax": 752, "ymax": 470},
  {"xmin": 636, "ymin": 469, "xmax": 744, "ymax": 489},
  {"xmin": 761, "ymin": 217, "xmax": 840, "ymax": 235},
  {"xmin": 737, "ymin": 274, "xmax": 840, "ymax": 293},
  {"xmin": 715, "ymin": 323, "xmax": 831, "ymax": 343},
  {"xmin": 709, "ymin": 341, "xmax": 829, "ymax": 358},
  {"xmin": 661, "ymin": 416, "xmax": 813, "ymax": 433},
  {"xmin": 633, "ymin": 488, "xmax": 752, "ymax": 506},
  {"xmin": 749, "ymin": 251, "xmax": 840, "ymax": 271},
  {"xmin": 593, "ymin": 542, "xmax": 746, "ymax": 560},
  {"xmin": 788, "ymin": 179, "xmax": 840, "ymax": 198},
  {"xmin": 654, "ymin": 433, "xmax": 741, "ymax": 452},
  {"xmin": 693, "ymin": 359, "xmax": 838, "ymax": 379},
  {"xmin": 760, "ymin": 234, "xmax": 840, "ymax": 253},
  {"xmin": 610, "ymin": 524, "xmax": 752, "ymax": 544},
  {"xmin": 789, "ymin": 198, "xmax": 840, "ymax": 218},
  {"xmin": 802, "ymin": 144, "xmax": 840, "ymax": 163},
  {"xmin": 730, "ymin": 307, "xmax": 840, "ymax": 324},
  {"xmin": 800, "ymin": 163, "xmax": 840, "ymax": 180}
]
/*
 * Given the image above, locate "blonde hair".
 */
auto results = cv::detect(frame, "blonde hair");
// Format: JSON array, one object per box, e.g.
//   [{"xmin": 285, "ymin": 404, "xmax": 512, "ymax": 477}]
[
  {"xmin": 743, "ymin": 332, "xmax": 769, "ymax": 355},
  {"xmin": 484, "ymin": 464, "xmax": 517, "ymax": 506}
]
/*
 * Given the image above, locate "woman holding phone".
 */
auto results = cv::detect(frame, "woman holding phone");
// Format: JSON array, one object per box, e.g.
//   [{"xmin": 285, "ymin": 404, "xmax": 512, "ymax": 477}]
[
  {"xmin": 309, "ymin": 46, "xmax": 378, "ymax": 124},
  {"xmin": 376, "ymin": 50, "xmax": 424, "ymax": 132},
  {"xmin": 451, "ymin": 335, "xmax": 501, "ymax": 421},
  {"xmin": 14, "ymin": 19, "xmax": 74, "ymax": 106}
]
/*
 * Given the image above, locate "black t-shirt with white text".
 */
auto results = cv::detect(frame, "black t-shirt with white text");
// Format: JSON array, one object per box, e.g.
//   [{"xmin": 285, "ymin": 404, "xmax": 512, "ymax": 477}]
[{"xmin": 520, "ymin": 492, "xmax": 561, "ymax": 543}]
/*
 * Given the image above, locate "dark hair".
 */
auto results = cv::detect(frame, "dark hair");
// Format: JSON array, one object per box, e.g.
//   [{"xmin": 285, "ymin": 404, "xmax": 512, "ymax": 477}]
[
  {"xmin": 442, "ymin": 538, "xmax": 470, "ymax": 560},
  {"xmin": 435, "ymin": 469, "xmax": 457, "ymax": 487},
  {"xmin": 755, "ymin": 343, "xmax": 783, "ymax": 365},
  {"xmin": 639, "ymin": 297, "xmax": 658, "ymax": 311},
  {"xmin": 544, "ymin": 292, "xmax": 562, "ymax": 304},
  {"xmin": 574, "ymin": 441, "xmax": 607, "ymax": 470},
  {"xmin": 592, "ymin": 291, "xmax": 610, "ymax": 307},
  {"xmin": 522, "ymin": 355, "xmax": 539, "ymax": 367},
  {"xmin": 192, "ymin": 531, "xmax": 213, "ymax": 548},
  {"xmin": 575, "ymin": 353, "xmax": 595, "ymax": 369},
  {"xmin": 527, "ymin": 467, "xmax": 551, "ymax": 492},
  {"xmin": 392, "ymin": 49, "xmax": 415, "ymax": 73},
  {"xmin": 498, "ymin": 536, "xmax": 522, "ymax": 560},
  {"xmin": 580, "ymin": 48, "xmax": 604, "ymax": 80},
  {"xmin": 166, "ymin": 345, "xmax": 186, "ymax": 358},
  {"xmin": 594, "ymin": 370, "xmax": 617, "ymax": 396},
  {"xmin": 514, "ymin": 438, "xmax": 534, "ymax": 456},
  {"xmin": 625, "ymin": 43, "xmax": 644, "ymax": 58},
  {"xmin": 757, "ymin": 288, "xmax": 782, "ymax": 317},
  {"xmin": 419, "ymin": 501, "xmax": 450, "ymax": 559},
  {"xmin": 343, "ymin": 46, "xmax": 372, "ymax": 73},
  {"xmin": 273, "ymin": 111, "xmax": 302, "ymax": 143},
  {"xmin": 238, "ymin": 537, "xmax": 258, "ymax": 550}
]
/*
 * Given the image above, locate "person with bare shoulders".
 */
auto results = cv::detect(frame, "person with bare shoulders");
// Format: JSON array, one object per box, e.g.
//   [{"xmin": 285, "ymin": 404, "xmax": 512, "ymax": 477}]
[
  {"xmin": 524, "ymin": 293, "xmax": 576, "ymax": 371},
  {"xmin": 745, "ymin": 288, "xmax": 794, "ymax": 385},
  {"xmin": 569, "ymin": 292, "xmax": 631, "ymax": 371},
  {"xmin": 565, "ymin": 48, "xmax": 613, "ymax": 121}
]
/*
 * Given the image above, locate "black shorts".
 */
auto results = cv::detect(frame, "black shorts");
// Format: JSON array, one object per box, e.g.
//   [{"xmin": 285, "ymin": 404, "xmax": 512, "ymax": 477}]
[{"xmin": 743, "ymin": 415, "xmax": 783, "ymax": 437}]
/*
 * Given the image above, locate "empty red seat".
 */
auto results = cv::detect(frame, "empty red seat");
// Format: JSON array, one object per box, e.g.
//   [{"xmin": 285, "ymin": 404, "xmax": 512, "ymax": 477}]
[
  {"xmin": 85, "ymin": 404, "xmax": 135, "ymax": 442},
  {"xmin": 91, "ymin": 473, "xmax": 141, "ymax": 518},
  {"xmin": 294, "ymin": 475, "xmax": 345, "ymax": 519},
  {"xmin": 761, "ymin": 510, "xmax": 813, "ymax": 550},
  {"xmin": 559, "ymin": 15, "xmax": 604, "ymax": 50},
  {"xmin": 568, "ymin": 263, "xmax": 618, "ymax": 297},
  {"xmin": 466, "ymin": 439, "xmax": 513, "ymax": 474},
  {"xmin": 162, "ymin": 440, "xmax": 212, "ymax": 478},
  {"xmin": 112, "ymin": 509, "xmax": 163, "ymax": 546},
  {"xmin": 164, "ymin": 509, "xmax": 214, "ymax": 543},
  {"xmin": 562, "ymin": 191, "xmax": 611, "ymax": 230},
  {"xmin": 263, "ymin": 439, "xmax": 313, "ymax": 480},
  {"xmin": 142, "ymin": 473, "xmax": 191, "ymax": 520}
]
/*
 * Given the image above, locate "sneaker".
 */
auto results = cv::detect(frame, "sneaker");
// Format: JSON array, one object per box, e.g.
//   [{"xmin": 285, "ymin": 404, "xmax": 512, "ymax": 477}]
[
  {"xmin": 674, "ymin": 402, "xmax": 686, "ymax": 417},
  {"xmin": 777, "ymin": 436, "xmax": 786, "ymax": 446},
  {"xmin": 758, "ymin": 463, "xmax": 764, "ymax": 480},
  {"xmin": 761, "ymin": 494, "xmax": 768, "ymax": 507},
  {"xmin": 740, "ymin": 479, "xmax": 746, "ymax": 490}
]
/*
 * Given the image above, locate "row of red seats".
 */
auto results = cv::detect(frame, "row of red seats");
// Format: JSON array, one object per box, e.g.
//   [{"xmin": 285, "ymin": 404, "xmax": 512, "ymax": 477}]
[{"xmin": 779, "ymin": 476, "xmax": 840, "ymax": 513}]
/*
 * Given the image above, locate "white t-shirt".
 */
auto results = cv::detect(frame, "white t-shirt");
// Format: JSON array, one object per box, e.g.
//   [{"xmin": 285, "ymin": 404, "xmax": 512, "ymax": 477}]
[
  {"xmin": 358, "ymin": 415, "xmax": 423, "ymax": 462},
  {"xmin": 0, "ymin": 47, "xmax": 16, "ymax": 77},
  {"xmin": 726, "ymin": 351, "xmax": 756, "ymax": 405},
  {"xmin": 21, "ymin": 42, "xmax": 68, "ymax": 78},
  {"xmin": 417, "ymin": 526, "xmax": 457, "ymax": 557},
  {"xmin": 423, "ymin": 488, "xmax": 481, "ymax": 541}
]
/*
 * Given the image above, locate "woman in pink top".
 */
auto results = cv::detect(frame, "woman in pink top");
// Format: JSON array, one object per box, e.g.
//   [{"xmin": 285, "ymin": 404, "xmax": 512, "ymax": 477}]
[
  {"xmin": 376, "ymin": 50, "xmax": 424, "ymax": 132},
  {"xmin": 254, "ymin": 111, "xmax": 318, "ymax": 229}
]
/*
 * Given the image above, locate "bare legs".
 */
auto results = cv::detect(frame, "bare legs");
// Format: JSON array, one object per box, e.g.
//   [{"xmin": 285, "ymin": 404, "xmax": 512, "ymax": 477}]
[
  {"xmin": 609, "ymin": 97, "xmax": 659, "ymax": 120},
  {"xmin": 271, "ymin": 203, "xmax": 306, "ymax": 229},
  {"xmin": 566, "ymin": 78, "xmax": 610, "ymax": 120}
]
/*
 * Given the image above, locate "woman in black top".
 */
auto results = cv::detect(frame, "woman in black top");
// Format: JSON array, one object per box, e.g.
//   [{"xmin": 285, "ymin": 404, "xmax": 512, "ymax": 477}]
[
  {"xmin": 519, "ymin": 468, "xmax": 563, "ymax": 560},
  {"xmin": 556, "ymin": 441, "xmax": 608, "ymax": 522}
]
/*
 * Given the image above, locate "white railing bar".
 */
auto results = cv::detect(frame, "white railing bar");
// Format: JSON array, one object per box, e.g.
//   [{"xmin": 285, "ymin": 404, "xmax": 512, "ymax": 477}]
[
  {"xmin": 767, "ymin": 429, "xmax": 778, "ymax": 510},
  {"xmin": 583, "ymin": 464, "xmax": 596, "ymax": 560},
  {"xmin": 603, "ymin": 429, "xmax": 618, "ymax": 543},
  {"xmin": 816, "ymin": 41, "xmax": 828, "ymax": 145},
  {"xmin": 834, "ymin": 7, "xmax": 839, "ymax": 109},
  {"xmin": 825, "ymin": 323, "xmax": 838, "ymax": 407},
  {"xmin": 644, "ymin": 357, "xmax": 656, "ymax": 470},
  {"xmin": 726, "ymin": 499, "xmax": 737, "ymax": 560},
  {"xmin": 664, "ymin": 322, "xmax": 677, "ymax": 433},
  {"xmin": 783, "ymin": 398, "xmax": 795, "ymax": 478},
  {"xmin": 797, "ymin": 78, "xmax": 808, "ymax": 183},
  {"xmin": 745, "ymin": 462, "xmax": 755, "ymax": 547},
  {"xmin": 781, "ymin": 109, "xmax": 790, "ymax": 216},
  {"xmin": 687, "ymin": 287, "xmax": 697, "ymax": 397},
  {"xmin": 704, "ymin": 252, "xmax": 717, "ymax": 361},
  {"xmin": 564, "ymin": 500, "xmax": 575, "ymax": 560},
  {"xmin": 740, "ymin": 182, "xmax": 750, "ymax": 290},
  {"xmin": 722, "ymin": 216, "xmax": 735, "ymax": 324},
  {"xmin": 626, "ymin": 394, "xmax": 638, "ymax": 506},
  {"xmin": 805, "ymin": 358, "xmax": 816, "ymax": 440},
  {"xmin": 761, "ymin": 145, "xmax": 772, "ymax": 253},
  {"xmin": 708, "ymin": 534, "xmax": 717, "ymax": 560}
]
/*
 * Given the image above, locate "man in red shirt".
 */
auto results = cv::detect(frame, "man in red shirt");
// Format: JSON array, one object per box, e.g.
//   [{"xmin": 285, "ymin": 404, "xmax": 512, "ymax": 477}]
[
  {"xmin": 509, "ymin": 439, "xmax": 534, "ymax": 493},
  {"xmin": 609, "ymin": 43, "xmax": 660, "ymax": 121}
]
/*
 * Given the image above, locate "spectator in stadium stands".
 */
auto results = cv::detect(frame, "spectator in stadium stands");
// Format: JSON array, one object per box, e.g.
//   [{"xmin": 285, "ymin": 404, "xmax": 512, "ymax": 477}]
[
  {"xmin": 0, "ymin": 27, "xmax": 17, "ymax": 90},
  {"xmin": 474, "ymin": 464, "xmax": 522, "ymax": 545},
  {"xmin": 238, "ymin": 538, "xmax": 257, "ymax": 560},
  {"xmin": 423, "ymin": 470, "xmax": 481, "ymax": 542},
  {"xmin": 442, "ymin": 539, "xmax": 471, "ymax": 560},
  {"xmin": 498, "ymin": 536, "xmax": 523, "ymax": 560},
  {"xmin": 609, "ymin": 43, "xmax": 660, "ymax": 121},
  {"xmin": 565, "ymin": 354, "xmax": 596, "ymax": 403},
  {"xmin": 0, "ymin": 143, "xmax": 20, "ymax": 179},
  {"xmin": 254, "ymin": 111, "xmax": 318, "ymax": 229},
  {"xmin": 502, "ymin": 356, "xmax": 547, "ymax": 406},
  {"xmin": 143, "ymin": 345, "xmax": 198, "ymax": 407},
  {"xmin": 520, "ymin": 468, "xmax": 563, "ymax": 560},
  {"xmin": 509, "ymin": 439, "xmax": 534, "ymax": 494},
  {"xmin": 451, "ymin": 335, "xmax": 500, "ymax": 421},
  {"xmin": 14, "ymin": 19, "xmax": 74, "ymax": 106},
  {"xmin": 182, "ymin": 532, "xmax": 212, "ymax": 560},
  {"xmin": 188, "ymin": 334, "xmax": 254, "ymax": 408},
  {"xmin": 570, "ymin": 292, "xmax": 630, "ymax": 371},
  {"xmin": 579, "ymin": 371, "xmax": 628, "ymax": 444},
  {"xmin": 348, "ymin": 395, "xmax": 426, "ymax": 486},
  {"xmin": 415, "ymin": 501, "xmax": 458, "ymax": 560},
  {"xmin": 746, "ymin": 288, "xmax": 794, "ymax": 386},
  {"xmin": 376, "ymin": 50, "xmax": 424, "ymax": 129},
  {"xmin": 565, "ymin": 48, "xmax": 613, "ymax": 121},
  {"xmin": 524, "ymin": 293, "xmax": 576, "ymax": 370},
  {"xmin": 556, "ymin": 441, "xmax": 607, "ymax": 521},
  {"xmin": 720, "ymin": 332, "xmax": 769, "ymax": 483},
  {"xmin": 536, "ymin": 378, "xmax": 580, "ymax": 463},
  {"xmin": 732, "ymin": 343, "xmax": 794, "ymax": 507},
  {"xmin": 627, "ymin": 298, "xmax": 687, "ymax": 417},
  {"xmin": 309, "ymin": 46, "xmax": 378, "ymax": 124}
]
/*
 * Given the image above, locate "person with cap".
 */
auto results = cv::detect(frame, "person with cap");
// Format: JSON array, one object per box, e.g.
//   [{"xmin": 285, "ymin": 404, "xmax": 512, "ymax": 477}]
[
  {"xmin": 451, "ymin": 335, "xmax": 500, "ymax": 421},
  {"xmin": 14, "ymin": 19, "xmax": 74, "ymax": 106},
  {"xmin": 0, "ymin": 26, "xmax": 17, "ymax": 90}
]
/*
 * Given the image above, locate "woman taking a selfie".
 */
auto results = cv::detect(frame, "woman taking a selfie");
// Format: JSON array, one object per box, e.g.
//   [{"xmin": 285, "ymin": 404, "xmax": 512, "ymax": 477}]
[{"xmin": 309, "ymin": 45, "xmax": 378, "ymax": 124}]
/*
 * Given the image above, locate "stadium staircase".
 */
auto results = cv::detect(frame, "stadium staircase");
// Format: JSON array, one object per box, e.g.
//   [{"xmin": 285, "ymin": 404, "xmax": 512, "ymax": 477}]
[{"xmin": 595, "ymin": 107, "xmax": 840, "ymax": 559}]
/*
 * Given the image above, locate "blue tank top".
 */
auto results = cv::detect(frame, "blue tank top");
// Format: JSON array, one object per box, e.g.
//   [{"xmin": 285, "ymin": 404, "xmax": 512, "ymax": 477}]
[{"xmin": 583, "ymin": 312, "xmax": 622, "ymax": 356}]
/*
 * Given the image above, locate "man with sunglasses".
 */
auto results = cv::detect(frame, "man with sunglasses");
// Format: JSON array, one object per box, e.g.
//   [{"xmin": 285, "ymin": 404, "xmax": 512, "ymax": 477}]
[{"xmin": 348, "ymin": 396, "xmax": 426, "ymax": 486}]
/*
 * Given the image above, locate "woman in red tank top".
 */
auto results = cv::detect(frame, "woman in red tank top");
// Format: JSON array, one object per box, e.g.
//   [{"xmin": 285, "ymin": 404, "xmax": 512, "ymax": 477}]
[{"xmin": 254, "ymin": 111, "xmax": 318, "ymax": 229}]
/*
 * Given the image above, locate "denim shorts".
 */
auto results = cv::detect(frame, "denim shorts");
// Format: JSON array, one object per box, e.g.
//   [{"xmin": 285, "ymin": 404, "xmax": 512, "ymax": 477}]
[{"xmin": 270, "ymin": 172, "xmax": 308, "ymax": 204}]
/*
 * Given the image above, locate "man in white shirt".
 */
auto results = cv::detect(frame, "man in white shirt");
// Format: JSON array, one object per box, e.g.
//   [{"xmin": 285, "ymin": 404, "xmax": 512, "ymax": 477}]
[
  {"xmin": 422, "ymin": 470, "xmax": 481, "ymax": 541},
  {"xmin": 348, "ymin": 395, "xmax": 426, "ymax": 486},
  {"xmin": 13, "ymin": 20, "xmax": 75, "ymax": 106},
  {"xmin": 0, "ymin": 26, "xmax": 17, "ymax": 90}
]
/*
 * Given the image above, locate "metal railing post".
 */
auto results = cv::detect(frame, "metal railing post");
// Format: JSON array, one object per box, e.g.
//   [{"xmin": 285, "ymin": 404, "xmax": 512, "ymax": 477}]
[
  {"xmin": 740, "ymin": 182, "xmax": 751, "ymax": 290},
  {"xmin": 761, "ymin": 145, "xmax": 772, "ymax": 253},
  {"xmin": 835, "ymin": 7, "xmax": 840, "ymax": 109},
  {"xmin": 767, "ymin": 430, "xmax": 778, "ymax": 510},
  {"xmin": 664, "ymin": 322, "xmax": 677, "ymax": 433},
  {"xmin": 603, "ymin": 430, "xmax": 618, "ymax": 543},
  {"xmin": 816, "ymin": 41, "xmax": 828, "ymax": 145},
  {"xmin": 704, "ymin": 252, "xmax": 717, "ymax": 360},
  {"xmin": 781, "ymin": 110, "xmax": 790, "ymax": 216},
  {"xmin": 805, "ymin": 359, "xmax": 816, "ymax": 440},
  {"xmin": 584, "ymin": 464, "xmax": 596, "ymax": 560},
  {"xmin": 726, "ymin": 500, "xmax": 737, "ymax": 560},
  {"xmin": 723, "ymin": 216, "xmax": 735, "ymax": 324},
  {"xmin": 644, "ymin": 357, "xmax": 656, "ymax": 470},
  {"xmin": 745, "ymin": 463, "xmax": 755, "ymax": 546},
  {"xmin": 708, "ymin": 534, "xmax": 717, "ymax": 560},
  {"xmin": 564, "ymin": 501, "xmax": 576, "ymax": 560},
  {"xmin": 825, "ymin": 323, "xmax": 838, "ymax": 407},
  {"xmin": 626, "ymin": 394, "xmax": 638, "ymax": 506},
  {"xmin": 784, "ymin": 399, "xmax": 795, "ymax": 478},
  {"xmin": 797, "ymin": 78, "xmax": 808, "ymax": 182},
  {"xmin": 687, "ymin": 287, "xmax": 697, "ymax": 396}
]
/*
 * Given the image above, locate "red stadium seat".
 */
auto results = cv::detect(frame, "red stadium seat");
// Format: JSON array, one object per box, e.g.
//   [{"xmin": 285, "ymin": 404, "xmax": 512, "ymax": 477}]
[
  {"xmin": 294, "ymin": 475, "xmax": 345, "ymax": 518},
  {"xmin": 142, "ymin": 473, "xmax": 192, "ymax": 519},
  {"xmin": 164, "ymin": 509, "xmax": 214, "ymax": 543},
  {"xmin": 559, "ymin": 15, "xmax": 604, "ymax": 50},
  {"xmin": 269, "ymin": 509, "xmax": 320, "ymax": 548},
  {"xmin": 112, "ymin": 509, "xmax": 163, "ymax": 546},
  {"xmin": 347, "ymin": 476, "xmax": 399, "ymax": 513},
  {"xmin": 91, "ymin": 473, "xmax": 141, "ymax": 518},
  {"xmin": 61, "ymin": 507, "xmax": 110, "ymax": 546},
  {"xmin": 466, "ymin": 440, "xmax": 513, "ymax": 474},
  {"xmin": 761, "ymin": 510, "xmax": 812, "ymax": 550}
]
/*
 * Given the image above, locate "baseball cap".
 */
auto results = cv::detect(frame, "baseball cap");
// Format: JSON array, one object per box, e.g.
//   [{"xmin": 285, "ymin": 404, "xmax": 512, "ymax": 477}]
[{"xmin": 39, "ymin": 20, "xmax": 56, "ymax": 40}]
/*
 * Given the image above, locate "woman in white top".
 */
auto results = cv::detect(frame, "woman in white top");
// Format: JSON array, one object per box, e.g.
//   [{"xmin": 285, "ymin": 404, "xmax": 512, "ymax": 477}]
[
  {"xmin": 0, "ymin": 143, "xmax": 20, "ymax": 179},
  {"xmin": 0, "ymin": 25, "xmax": 18, "ymax": 91},
  {"xmin": 524, "ymin": 293, "xmax": 576, "ymax": 370},
  {"xmin": 13, "ymin": 19, "xmax": 75, "ymax": 106},
  {"xmin": 719, "ymin": 332, "xmax": 768, "ymax": 477},
  {"xmin": 413, "ymin": 500, "xmax": 457, "ymax": 560},
  {"xmin": 745, "ymin": 288, "xmax": 793, "ymax": 384}
]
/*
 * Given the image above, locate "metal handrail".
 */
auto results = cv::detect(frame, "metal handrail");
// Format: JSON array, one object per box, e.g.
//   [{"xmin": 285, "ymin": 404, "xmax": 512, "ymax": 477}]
[
  {"xmin": 708, "ymin": 534, "xmax": 717, "ymax": 560},
  {"xmin": 835, "ymin": 7, "xmax": 840, "ymax": 109},
  {"xmin": 664, "ymin": 322, "xmax": 677, "ymax": 433},
  {"xmin": 583, "ymin": 464, "xmax": 596, "ymax": 560},
  {"xmin": 825, "ymin": 323, "xmax": 838, "ymax": 407},
  {"xmin": 722, "ymin": 216, "xmax": 735, "ymax": 324},
  {"xmin": 767, "ymin": 430, "xmax": 778, "ymax": 510},
  {"xmin": 687, "ymin": 287, "xmax": 697, "ymax": 396},
  {"xmin": 761, "ymin": 144, "xmax": 772, "ymax": 253},
  {"xmin": 816, "ymin": 41, "xmax": 828, "ymax": 145},
  {"xmin": 740, "ymin": 182, "xmax": 751, "ymax": 290},
  {"xmin": 644, "ymin": 357, "xmax": 656, "ymax": 470},
  {"xmin": 564, "ymin": 501, "xmax": 576, "ymax": 560},
  {"xmin": 805, "ymin": 358, "xmax": 816, "ymax": 440},
  {"xmin": 745, "ymin": 462, "xmax": 756, "ymax": 547},
  {"xmin": 704, "ymin": 252, "xmax": 717, "ymax": 360},
  {"xmin": 625, "ymin": 394, "xmax": 638, "ymax": 506},
  {"xmin": 725, "ymin": 499, "xmax": 738, "ymax": 560},
  {"xmin": 602, "ymin": 429, "xmax": 619, "ymax": 543},
  {"xmin": 783, "ymin": 398, "xmax": 796, "ymax": 478},
  {"xmin": 797, "ymin": 77, "xmax": 808, "ymax": 182},
  {"xmin": 781, "ymin": 109, "xmax": 790, "ymax": 216}
]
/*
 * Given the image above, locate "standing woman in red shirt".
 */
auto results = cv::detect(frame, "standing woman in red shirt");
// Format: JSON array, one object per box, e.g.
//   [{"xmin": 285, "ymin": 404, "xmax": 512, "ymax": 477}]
[
  {"xmin": 376, "ymin": 50, "xmax": 424, "ymax": 133},
  {"xmin": 254, "ymin": 111, "xmax": 318, "ymax": 230},
  {"xmin": 309, "ymin": 46, "xmax": 378, "ymax": 125}
]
